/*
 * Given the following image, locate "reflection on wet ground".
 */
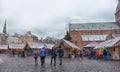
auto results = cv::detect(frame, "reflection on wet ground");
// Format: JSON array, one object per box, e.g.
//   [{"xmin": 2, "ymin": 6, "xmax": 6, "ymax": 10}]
[{"xmin": 0, "ymin": 54, "xmax": 120, "ymax": 72}]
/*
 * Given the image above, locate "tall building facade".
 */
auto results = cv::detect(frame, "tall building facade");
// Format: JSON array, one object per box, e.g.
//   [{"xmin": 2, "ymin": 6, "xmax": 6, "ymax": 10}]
[
  {"xmin": 116, "ymin": 0, "xmax": 120, "ymax": 25},
  {"xmin": 19, "ymin": 31, "xmax": 38, "ymax": 44},
  {"xmin": 6, "ymin": 35, "xmax": 20, "ymax": 44},
  {"xmin": 69, "ymin": 0, "xmax": 120, "ymax": 49},
  {"xmin": 0, "ymin": 33, "xmax": 8, "ymax": 45}
]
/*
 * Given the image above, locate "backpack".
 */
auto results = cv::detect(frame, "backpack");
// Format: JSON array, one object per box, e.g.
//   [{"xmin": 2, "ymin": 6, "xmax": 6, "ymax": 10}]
[{"xmin": 40, "ymin": 49, "xmax": 45, "ymax": 56}]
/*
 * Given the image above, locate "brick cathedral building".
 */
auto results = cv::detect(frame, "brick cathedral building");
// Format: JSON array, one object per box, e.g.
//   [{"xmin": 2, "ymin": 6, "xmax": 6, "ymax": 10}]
[{"xmin": 69, "ymin": 0, "xmax": 120, "ymax": 49}]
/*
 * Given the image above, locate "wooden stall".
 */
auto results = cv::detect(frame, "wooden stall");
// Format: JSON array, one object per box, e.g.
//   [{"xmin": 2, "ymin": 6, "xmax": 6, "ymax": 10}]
[
  {"xmin": 25, "ymin": 42, "xmax": 47, "ymax": 56},
  {"xmin": 0, "ymin": 45, "xmax": 8, "ymax": 54},
  {"xmin": 9, "ymin": 44, "xmax": 26, "ymax": 55},
  {"xmin": 83, "ymin": 41, "xmax": 98, "ymax": 50},
  {"xmin": 94, "ymin": 37, "xmax": 120, "ymax": 60},
  {"xmin": 54, "ymin": 39, "xmax": 80, "ymax": 57}
]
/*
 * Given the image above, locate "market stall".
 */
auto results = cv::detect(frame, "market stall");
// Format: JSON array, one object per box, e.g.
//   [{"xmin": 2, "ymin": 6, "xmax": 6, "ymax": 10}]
[
  {"xmin": 9, "ymin": 44, "xmax": 25, "ymax": 52},
  {"xmin": 94, "ymin": 37, "xmax": 120, "ymax": 60},
  {"xmin": 0, "ymin": 45, "xmax": 8, "ymax": 54},
  {"xmin": 54, "ymin": 39, "xmax": 80, "ymax": 57},
  {"xmin": 83, "ymin": 41, "xmax": 98, "ymax": 50},
  {"xmin": 25, "ymin": 42, "xmax": 47, "ymax": 56}
]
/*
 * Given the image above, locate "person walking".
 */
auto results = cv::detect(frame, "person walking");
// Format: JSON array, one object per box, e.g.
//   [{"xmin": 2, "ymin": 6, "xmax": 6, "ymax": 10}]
[
  {"xmin": 50, "ymin": 47, "xmax": 57, "ymax": 66},
  {"xmin": 33, "ymin": 49, "xmax": 39, "ymax": 65},
  {"xmin": 9, "ymin": 49, "xmax": 12, "ymax": 57},
  {"xmin": 12, "ymin": 49, "xmax": 15, "ymax": 57},
  {"xmin": 95, "ymin": 49, "xmax": 99, "ymax": 60},
  {"xmin": 99, "ymin": 48, "xmax": 103, "ymax": 59},
  {"xmin": 39, "ymin": 47, "xmax": 46, "ymax": 66},
  {"xmin": 103, "ymin": 49, "xmax": 108, "ymax": 61},
  {"xmin": 79, "ymin": 50, "xmax": 83, "ymax": 60},
  {"xmin": 74, "ymin": 50, "xmax": 77, "ymax": 58},
  {"xmin": 89, "ymin": 50, "xmax": 93, "ymax": 59},
  {"xmin": 0, "ymin": 50, "xmax": 1, "ymax": 54},
  {"xmin": 85, "ymin": 49, "xmax": 89, "ymax": 57},
  {"xmin": 22, "ymin": 50, "xmax": 25, "ymax": 58},
  {"xmin": 58, "ymin": 46, "xmax": 64, "ymax": 65},
  {"xmin": 105, "ymin": 49, "xmax": 109, "ymax": 61}
]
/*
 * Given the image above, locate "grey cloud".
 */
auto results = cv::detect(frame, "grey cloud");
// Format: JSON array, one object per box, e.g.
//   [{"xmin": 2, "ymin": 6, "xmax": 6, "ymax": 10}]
[
  {"xmin": 32, "ymin": 28, "xmax": 47, "ymax": 35},
  {"xmin": 91, "ymin": 9, "xmax": 115, "ymax": 22},
  {"xmin": 0, "ymin": 0, "xmax": 118, "ymax": 39}
]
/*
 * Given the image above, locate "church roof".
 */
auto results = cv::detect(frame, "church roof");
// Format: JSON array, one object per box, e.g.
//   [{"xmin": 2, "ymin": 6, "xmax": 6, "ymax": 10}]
[{"xmin": 69, "ymin": 22, "xmax": 120, "ymax": 31}]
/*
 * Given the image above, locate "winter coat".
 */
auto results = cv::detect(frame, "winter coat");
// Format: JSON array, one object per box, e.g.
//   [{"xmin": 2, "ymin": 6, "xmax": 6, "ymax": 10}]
[
  {"xmin": 51, "ymin": 50, "xmax": 57, "ymax": 58},
  {"xmin": 39, "ymin": 48, "xmax": 46, "ymax": 56},
  {"xmin": 58, "ymin": 48, "xmax": 64, "ymax": 57}
]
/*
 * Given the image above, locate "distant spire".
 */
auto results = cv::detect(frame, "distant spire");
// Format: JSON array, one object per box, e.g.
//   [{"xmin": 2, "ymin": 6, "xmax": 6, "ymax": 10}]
[{"xmin": 3, "ymin": 19, "xmax": 7, "ymax": 34}]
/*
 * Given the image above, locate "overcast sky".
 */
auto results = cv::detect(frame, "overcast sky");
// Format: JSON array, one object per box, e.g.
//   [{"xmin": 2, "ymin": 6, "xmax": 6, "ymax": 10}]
[{"xmin": 0, "ymin": 0, "xmax": 118, "ymax": 39}]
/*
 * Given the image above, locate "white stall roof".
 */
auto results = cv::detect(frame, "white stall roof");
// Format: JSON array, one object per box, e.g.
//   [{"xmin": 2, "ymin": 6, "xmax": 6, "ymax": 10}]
[
  {"xmin": 62, "ymin": 39, "xmax": 79, "ymax": 49},
  {"xmin": 28, "ymin": 42, "xmax": 46, "ymax": 49},
  {"xmin": 9, "ymin": 44, "xmax": 25, "ymax": 49},
  {"xmin": 0, "ymin": 45, "xmax": 8, "ymax": 49},
  {"xmin": 112, "ymin": 34, "xmax": 120, "ymax": 38},
  {"xmin": 84, "ymin": 42, "xmax": 98, "ymax": 48},
  {"xmin": 94, "ymin": 37, "xmax": 120, "ymax": 49},
  {"xmin": 46, "ymin": 44, "xmax": 54, "ymax": 49}
]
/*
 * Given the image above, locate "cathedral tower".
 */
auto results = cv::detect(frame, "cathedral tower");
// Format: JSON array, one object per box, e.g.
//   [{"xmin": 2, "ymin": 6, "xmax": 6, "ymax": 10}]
[{"xmin": 3, "ymin": 19, "xmax": 7, "ymax": 34}]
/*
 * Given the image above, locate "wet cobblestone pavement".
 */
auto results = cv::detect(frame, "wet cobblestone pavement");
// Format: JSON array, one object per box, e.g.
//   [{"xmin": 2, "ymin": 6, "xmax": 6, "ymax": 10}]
[{"xmin": 0, "ymin": 54, "xmax": 120, "ymax": 72}]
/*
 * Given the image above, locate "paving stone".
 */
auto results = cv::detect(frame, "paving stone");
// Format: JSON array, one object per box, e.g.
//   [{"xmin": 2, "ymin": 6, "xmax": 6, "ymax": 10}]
[{"xmin": 0, "ymin": 54, "xmax": 120, "ymax": 72}]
